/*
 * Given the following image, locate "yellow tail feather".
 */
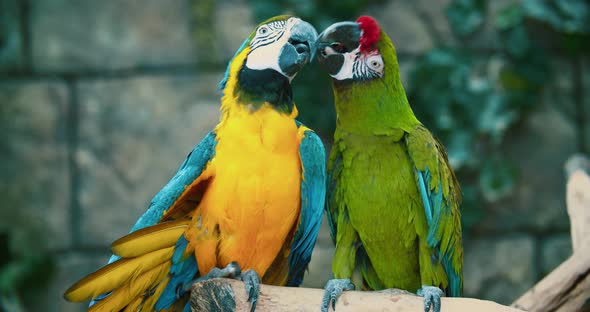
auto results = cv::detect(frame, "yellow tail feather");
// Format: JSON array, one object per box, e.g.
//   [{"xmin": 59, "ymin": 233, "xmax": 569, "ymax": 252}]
[
  {"xmin": 141, "ymin": 275, "xmax": 170, "ymax": 311},
  {"xmin": 122, "ymin": 295, "xmax": 142, "ymax": 312},
  {"xmin": 112, "ymin": 219, "xmax": 190, "ymax": 258},
  {"xmin": 87, "ymin": 261, "xmax": 171, "ymax": 312},
  {"xmin": 64, "ymin": 247, "xmax": 174, "ymax": 302}
]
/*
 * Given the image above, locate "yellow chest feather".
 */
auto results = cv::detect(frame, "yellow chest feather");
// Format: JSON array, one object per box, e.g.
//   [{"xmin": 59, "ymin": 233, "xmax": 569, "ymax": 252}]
[{"xmin": 191, "ymin": 104, "xmax": 303, "ymax": 277}]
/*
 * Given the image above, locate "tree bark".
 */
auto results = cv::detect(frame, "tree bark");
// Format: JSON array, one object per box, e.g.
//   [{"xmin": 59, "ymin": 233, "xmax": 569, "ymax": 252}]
[{"xmin": 191, "ymin": 278, "xmax": 522, "ymax": 312}]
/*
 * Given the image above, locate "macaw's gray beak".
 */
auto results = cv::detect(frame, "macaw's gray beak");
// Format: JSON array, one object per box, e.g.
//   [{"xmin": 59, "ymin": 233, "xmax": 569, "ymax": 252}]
[
  {"xmin": 316, "ymin": 21, "xmax": 361, "ymax": 76},
  {"xmin": 279, "ymin": 19, "xmax": 318, "ymax": 77}
]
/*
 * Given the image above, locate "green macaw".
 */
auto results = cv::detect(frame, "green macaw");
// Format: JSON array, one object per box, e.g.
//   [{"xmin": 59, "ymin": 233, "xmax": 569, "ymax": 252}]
[{"xmin": 315, "ymin": 16, "xmax": 463, "ymax": 312}]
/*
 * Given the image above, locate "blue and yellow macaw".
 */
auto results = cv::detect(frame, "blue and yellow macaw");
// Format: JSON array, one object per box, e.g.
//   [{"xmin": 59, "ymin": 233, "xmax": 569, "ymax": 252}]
[{"xmin": 64, "ymin": 15, "xmax": 325, "ymax": 312}]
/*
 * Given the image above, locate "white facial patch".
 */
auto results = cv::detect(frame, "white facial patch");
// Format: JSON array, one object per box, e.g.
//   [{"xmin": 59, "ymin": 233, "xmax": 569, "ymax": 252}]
[
  {"xmin": 245, "ymin": 17, "xmax": 300, "ymax": 80},
  {"xmin": 326, "ymin": 47, "xmax": 383, "ymax": 81},
  {"xmin": 330, "ymin": 46, "xmax": 360, "ymax": 80}
]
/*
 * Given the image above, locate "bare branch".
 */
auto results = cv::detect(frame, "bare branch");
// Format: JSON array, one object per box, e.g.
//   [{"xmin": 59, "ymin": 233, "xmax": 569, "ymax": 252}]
[{"xmin": 191, "ymin": 278, "xmax": 523, "ymax": 312}]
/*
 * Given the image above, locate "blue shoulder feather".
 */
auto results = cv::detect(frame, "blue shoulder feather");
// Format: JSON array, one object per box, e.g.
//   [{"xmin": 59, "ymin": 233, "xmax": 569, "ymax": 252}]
[
  {"xmin": 131, "ymin": 131, "xmax": 217, "ymax": 231},
  {"xmin": 286, "ymin": 125, "xmax": 326, "ymax": 286}
]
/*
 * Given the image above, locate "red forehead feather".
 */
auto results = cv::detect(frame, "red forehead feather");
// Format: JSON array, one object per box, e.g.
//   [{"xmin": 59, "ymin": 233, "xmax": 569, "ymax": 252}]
[{"xmin": 356, "ymin": 16, "xmax": 381, "ymax": 53}]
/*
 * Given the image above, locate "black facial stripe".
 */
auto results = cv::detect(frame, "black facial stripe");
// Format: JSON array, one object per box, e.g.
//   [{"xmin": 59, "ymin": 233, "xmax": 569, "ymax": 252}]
[
  {"xmin": 353, "ymin": 53, "xmax": 362, "ymax": 77},
  {"xmin": 251, "ymin": 31, "xmax": 285, "ymax": 50},
  {"xmin": 352, "ymin": 54, "xmax": 381, "ymax": 80},
  {"xmin": 251, "ymin": 20, "xmax": 287, "ymax": 50},
  {"xmin": 267, "ymin": 20, "xmax": 286, "ymax": 30}
]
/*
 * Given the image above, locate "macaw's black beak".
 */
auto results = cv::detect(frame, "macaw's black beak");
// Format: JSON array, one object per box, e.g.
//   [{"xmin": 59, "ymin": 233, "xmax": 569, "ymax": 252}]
[
  {"xmin": 316, "ymin": 21, "xmax": 361, "ymax": 76},
  {"xmin": 279, "ymin": 20, "xmax": 318, "ymax": 77}
]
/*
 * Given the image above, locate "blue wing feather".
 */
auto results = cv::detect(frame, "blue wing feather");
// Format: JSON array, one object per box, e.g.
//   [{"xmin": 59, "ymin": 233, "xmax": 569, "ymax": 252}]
[
  {"xmin": 286, "ymin": 126, "xmax": 326, "ymax": 286},
  {"xmin": 325, "ymin": 151, "xmax": 342, "ymax": 244},
  {"xmin": 155, "ymin": 235, "xmax": 198, "ymax": 310},
  {"xmin": 416, "ymin": 168, "xmax": 461, "ymax": 296},
  {"xmin": 130, "ymin": 131, "xmax": 217, "ymax": 232}
]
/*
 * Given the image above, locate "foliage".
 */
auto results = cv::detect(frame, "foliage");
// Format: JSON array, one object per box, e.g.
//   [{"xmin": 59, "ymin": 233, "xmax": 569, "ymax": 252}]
[
  {"xmin": 0, "ymin": 101, "xmax": 55, "ymax": 311},
  {"xmin": 408, "ymin": 0, "xmax": 589, "ymax": 229}
]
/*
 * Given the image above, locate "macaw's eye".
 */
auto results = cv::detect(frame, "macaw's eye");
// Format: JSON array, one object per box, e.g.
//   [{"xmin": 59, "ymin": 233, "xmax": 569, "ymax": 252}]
[
  {"xmin": 367, "ymin": 55, "xmax": 383, "ymax": 70},
  {"xmin": 258, "ymin": 26, "xmax": 269, "ymax": 35},
  {"xmin": 330, "ymin": 42, "xmax": 347, "ymax": 53}
]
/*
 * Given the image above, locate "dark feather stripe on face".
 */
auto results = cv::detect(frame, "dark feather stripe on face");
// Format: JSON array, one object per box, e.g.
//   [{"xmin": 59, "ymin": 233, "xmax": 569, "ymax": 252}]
[
  {"xmin": 352, "ymin": 53, "xmax": 380, "ymax": 80},
  {"xmin": 251, "ymin": 20, "xmax": 287, "ymax": 51}
]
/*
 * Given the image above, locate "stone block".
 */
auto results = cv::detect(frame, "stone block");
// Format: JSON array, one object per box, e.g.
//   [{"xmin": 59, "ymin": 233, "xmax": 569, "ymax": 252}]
[
  {"xmin": 27, "ymin": 251, "xmax": 110, "ymax": 312},
  {"xmin": 460, "ymin": 0, "xmax": 520, "ymax": 50},
  {"xmin": 365, "ymin": 1, "xmax": 434, "ymax": 54},
  {"xmin": 482, "ymin": 89, "xmax": 577, "ymax": 231},
  {"xmin": 398, "ymin": 56, "xmax": 416, "ymax": 91},
  {"xmin": 463, "ymin": 236, "xmax": 535, "ymax": 304},
  {"xmin": 302, "ymin": 216, "xmax": 335, "ymax": 288},
  {"xmin": 211, "ymin": 0, "xmax": 255, "ymax": 65},
  {"xmin": 414, "ymin": 0, "xmax": 457, "ymax": 46},
  {"xmin": 0, "ymin": 0, "xmax": 24, "ymax": 71},
  {"xmin": 31, "ymin": 0, "xmax": 197, "ymax": 71},
  {"xmin": 541, "ymin": 234, "xmax": 572, "ymax": 275},
  {"xmin": 77, "ymin": 73, "xmax": 221, "ymax": 246},
  {"xmin": 0, "ymin": 81, "xmax": 70, "ymax": 250}
]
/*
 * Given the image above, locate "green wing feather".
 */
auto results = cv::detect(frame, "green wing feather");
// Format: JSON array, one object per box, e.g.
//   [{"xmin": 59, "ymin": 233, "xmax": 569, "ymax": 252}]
[{"xmin": 405, "ymin": 125, "xmax": 463, "ymax": 296}]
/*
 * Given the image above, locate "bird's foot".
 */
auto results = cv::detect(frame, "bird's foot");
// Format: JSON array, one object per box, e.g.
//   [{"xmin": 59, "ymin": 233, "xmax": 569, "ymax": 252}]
[
  {"xmin": 321, "ymin": 278, "xmax": 355, "ymax": 312},
  {"xmin": 240, "ymin": 270, "xmax": 261, "ymax": 312},
  {"xmin": 417, "ymin": 285, "xmax": 444, "ymax": 312},
  {"xmin": 192, "ymin": 261, "xmax": 242, "ymax": 284},
  {"xmin": 187, "ymin": 262, "xmax": 260, "ymax": 312}
]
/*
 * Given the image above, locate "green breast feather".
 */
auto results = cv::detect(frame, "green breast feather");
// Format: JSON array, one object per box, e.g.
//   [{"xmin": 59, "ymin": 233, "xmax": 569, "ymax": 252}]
[{"xmin": 327, "ymin": 125, "xmax": 463, "ymax": 295}]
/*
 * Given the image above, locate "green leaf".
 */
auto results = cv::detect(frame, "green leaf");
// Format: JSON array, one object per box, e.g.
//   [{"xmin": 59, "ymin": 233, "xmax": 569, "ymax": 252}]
[
  {"xmin": 459, "ymin": 184, "xmax": 485, "ymax": 228},
  {"xmin": 479, "ymin": 159, "xmax": 517, "ymax": 202},
  {"xmin": 523, "ymin": 0, "xmax": 590, "ymax": 34},
  {"xmin": 445, "ymin": 131, "xmax": 473, "ymax": 169},
  {"xmin": 500, "ymin": 24, "xmax": 531, "ymax": 58},
  {"xmin": 496, "ymin": 4, "xmax": 524, "ymax": 30},
  {"xmin": 478, "ymin": 94, "xmax": 517, "ymax": 144},
  {"xmin": 0, "ymin": 255, "xmax": 54, "ymax": 294},
  {"xmin": 446, "ymin": 0, "xmax": 486, "ymax": 37},
  {"xmin": 555, "ymin": 0, "xmax": 590, "ymax": 33}
]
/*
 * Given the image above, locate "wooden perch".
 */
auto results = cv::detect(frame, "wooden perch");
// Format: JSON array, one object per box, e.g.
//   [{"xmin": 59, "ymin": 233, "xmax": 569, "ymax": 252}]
[
  {"xmin": 191, "ymin": 278, "xmax": 522, "ymax": 312},
  {"xmin": 512, "ymin": 155, "xmax": 590, "ymax": 312}
]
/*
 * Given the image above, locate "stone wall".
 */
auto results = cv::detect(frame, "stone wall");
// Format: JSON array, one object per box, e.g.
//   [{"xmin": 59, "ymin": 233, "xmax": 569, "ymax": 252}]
[{"xmin": 0, "ymin": 0, "xmax": 586, "ymax": 311}]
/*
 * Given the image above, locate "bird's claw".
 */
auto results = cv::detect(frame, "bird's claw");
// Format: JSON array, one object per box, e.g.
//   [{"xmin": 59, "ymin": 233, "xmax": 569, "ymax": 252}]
[
  {"xmin": 187, "ymin": 262, "xmax": 260, "ymax": 311},
  {"xmin": 321, "ymin": 278, "xmax": 355, "ymax": 312},
  {"xmin": 191, "ymin": 261, "xmax": 242, "ymax": 286},
  {"xmin": 417, "ymin": 285, "xmax": 444, "ymax": 312},
  {"xmin": 240, "ymin": 270, "xmax": 261, "ymax": 312}
]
